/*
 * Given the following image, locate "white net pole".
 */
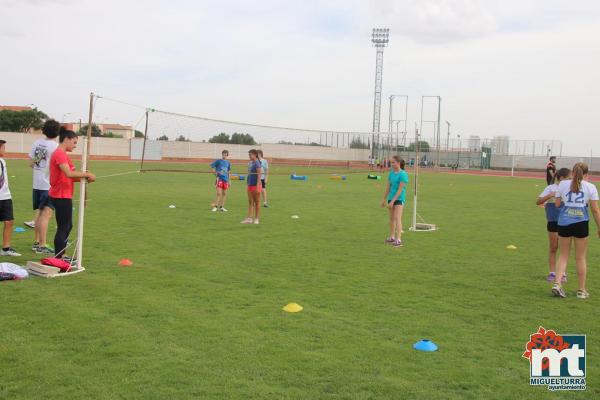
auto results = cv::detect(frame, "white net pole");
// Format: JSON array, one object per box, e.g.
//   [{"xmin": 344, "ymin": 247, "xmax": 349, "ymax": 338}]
[{"xmin": 75, "ymin": 92, "xmax": 93, "ymax": 270}]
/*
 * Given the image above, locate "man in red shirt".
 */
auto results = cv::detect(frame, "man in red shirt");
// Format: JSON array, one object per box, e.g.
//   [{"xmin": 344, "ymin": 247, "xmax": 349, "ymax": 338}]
[{"xmin": 49, "ymin": 129, "xmax": 95, "ymax": 260}]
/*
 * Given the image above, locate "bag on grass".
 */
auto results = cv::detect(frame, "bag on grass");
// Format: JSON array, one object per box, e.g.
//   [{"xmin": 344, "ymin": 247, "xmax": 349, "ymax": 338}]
[
  {"xmin": 0, "ymin": 272, "xmax": 16, "ymax": 281},
  {"xmin": 41, "ymin": 258, "xmax": 72, "ymax": 272},
  {"xmin": 0, "ymin": 262, "xmax": 29, "ymax": 279}
]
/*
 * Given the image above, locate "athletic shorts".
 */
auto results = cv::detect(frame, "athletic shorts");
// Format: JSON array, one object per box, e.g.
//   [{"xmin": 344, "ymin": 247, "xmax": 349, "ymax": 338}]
[
  {"xmin": 261, "ymin": 179, "xmax": 266, "ymax": 189},
  {"xmin": 558, "ymin": 221, "xmax": 589, "ymax": 238},
  {"xmin": 247, "ymin": 185, "xmax": 261, "ymax": 193},
  {"xmin": 0, "ymin": 199, "xmax": 14, "ymax": 222},
  {"xmin": 216, "ymin": 179, "xmax": 230, "ymax": 190},
  {"xmin": 547, "ymin": 221, "xmax": 559, "ymax": 233},
  {"xmin": 388, "ymin": 199, "xmax": 405, "ymax": 206},
  {"xmin": 32, "ymin": 189, "xmax": 54, "ymax": 210}
]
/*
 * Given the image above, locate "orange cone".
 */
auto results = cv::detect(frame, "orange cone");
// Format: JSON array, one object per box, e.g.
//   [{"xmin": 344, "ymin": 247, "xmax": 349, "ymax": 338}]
[{"xmin": 119, "ymin": 259, "xmax": 133, "ymax": 266}]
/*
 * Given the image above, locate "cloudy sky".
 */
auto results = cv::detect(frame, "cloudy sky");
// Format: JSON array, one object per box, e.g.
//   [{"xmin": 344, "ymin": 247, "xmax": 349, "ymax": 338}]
[{"xmin": 1, "ymin": 0, "xmax": 599, "ymax": 155}]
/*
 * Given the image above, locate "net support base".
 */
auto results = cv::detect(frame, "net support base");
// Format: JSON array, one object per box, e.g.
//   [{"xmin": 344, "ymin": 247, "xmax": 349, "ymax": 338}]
[
  {"xmin": 25, "ymin": 261, "xmax": 86, "ymax": 279},
  {"xmin": 410, "ymin": 223, "xmax": 438, "ymax": 232}
]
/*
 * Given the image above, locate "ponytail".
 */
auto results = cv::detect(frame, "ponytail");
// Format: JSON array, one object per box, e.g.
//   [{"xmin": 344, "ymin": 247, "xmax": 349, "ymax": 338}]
[{"xmin": 570, "ymin": 162, "xmax": 589, "ymax": 193}]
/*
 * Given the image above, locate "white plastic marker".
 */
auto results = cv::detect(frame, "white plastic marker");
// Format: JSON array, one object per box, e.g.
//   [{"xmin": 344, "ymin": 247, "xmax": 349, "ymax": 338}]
[
  {"xmin": 291, "ymin": 215, "xmax": 299, "ymax": 219},
  {"xmin": 169, "ymin": 205, "xmax": 176, "ymax": 209}
]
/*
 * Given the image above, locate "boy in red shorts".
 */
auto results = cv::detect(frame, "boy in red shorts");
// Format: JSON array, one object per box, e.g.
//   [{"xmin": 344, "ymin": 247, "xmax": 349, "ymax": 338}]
[{"xmin": 210, "ymin": 150, "xmax": 231, "ymax": 212}]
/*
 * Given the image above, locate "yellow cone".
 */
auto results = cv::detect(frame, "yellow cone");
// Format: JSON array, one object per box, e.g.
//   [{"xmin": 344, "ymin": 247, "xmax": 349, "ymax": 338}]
[
  {"xmin": 282, "ymin": 303, "xmax": 303, "ymax": 313},
  {"xmin": 506, "ymin": 245, "xmax": 517, "ymax": 250}
]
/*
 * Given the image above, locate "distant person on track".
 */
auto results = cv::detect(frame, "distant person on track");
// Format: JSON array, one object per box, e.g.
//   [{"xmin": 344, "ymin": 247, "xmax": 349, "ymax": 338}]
[
  {"xmin": 241, "ymin": 149, "xmax": 262, "ymax": 225},
  {"xmin": 536, "ymin": 167, "xmax": 570, "ymax": 283},
  {"xmin": 546, "ymin": 156, "xmax": 557, "ymax": 185},
  {"xmin": 258, "ymin": 150, "xmax": 269, "ymax": 208},
  {"xmin": 368, "ymin": 156, "xmax": 374, "ymax": 171},
  {"xmin": 552, "ymin": 162, "xmax": 600, "ymax": 299},
  {"xmin": 381, "ymin": 155, "xmax": 409, "ymax": 247},
  {"xmin": 210, "ymin": 149, "xmax": 231, "ymax": 212}
]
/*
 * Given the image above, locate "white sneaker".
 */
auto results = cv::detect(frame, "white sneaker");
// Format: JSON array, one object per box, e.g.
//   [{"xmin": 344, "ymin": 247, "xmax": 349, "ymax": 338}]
[
  {"xmin": 253, "ymin": 219, "xmax": 260, "ymax": 225},
  {"xmin": 241, "ymin": 218, "xmax": 253, "ymax": 224},
  {"xmin": 211, "ymin": 207, "xmax": 218, "ymax": 212},
  {"xmin": 220, "ymin": 207, "xmax": 228, "ymax": 212},
  {"xmin": 1, "ymin": 248, "xmax": 21, "ymax": 257},
  {"xmin": 24, "ymin": 221, "xmax": 35, "ymax": 228}
]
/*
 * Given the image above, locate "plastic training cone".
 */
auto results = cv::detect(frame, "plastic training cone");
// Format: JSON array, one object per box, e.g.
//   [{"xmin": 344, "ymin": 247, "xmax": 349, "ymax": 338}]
[
  {"xmin": 169, "ymin": 205, "xmax": 176, "ymax": 209},
  {"xmin": 119, "ymin": 259, "xmax": 133, "ymax": 266},
  {"xmin": 291, "ymin": 215, "xmax": 300, "ymax": 219},
  {"xmin": 282, "ymin": 303, "xmax": 303, "ymax": 313},
  {"xmin": 506, "ymin": 245, "xmax": 517, "ymax": 250},
  {"xmin": 413, "ymin": 339, "xmax": 438, "ymax": 352},
  {"xmin": 14, "ymin": 227, "xmax": 26, "ymax": 233}
]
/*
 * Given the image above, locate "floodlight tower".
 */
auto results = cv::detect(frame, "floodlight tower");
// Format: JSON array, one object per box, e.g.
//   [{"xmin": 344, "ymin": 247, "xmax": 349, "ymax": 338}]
[{"xmin": 371, "ymin": 28, "xmax": 389, "ymax": 157}]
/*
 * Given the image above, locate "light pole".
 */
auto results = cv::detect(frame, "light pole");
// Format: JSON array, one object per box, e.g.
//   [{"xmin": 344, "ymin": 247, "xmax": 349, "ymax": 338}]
[
  {"xmin": 371, "ymin": 28, "xmax": 389, "ymax": 158},
  {"xmin": 456, "ymin": 134, "xmax": 461, "ymax": 167},
  {"xmin": 61, "ymin": 113, "xmax": 71, "ymax": 123},
  {"xmin": 445, "ymin": 121, "xmax": 451, "ymax": 152}
]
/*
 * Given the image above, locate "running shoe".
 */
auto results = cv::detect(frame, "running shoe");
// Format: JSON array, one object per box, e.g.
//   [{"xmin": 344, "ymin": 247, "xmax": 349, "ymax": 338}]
[
  {"xmin": 32, "ymin": 242, "xmax": 40, "ymax": 252},
  {"xmin": 0, "ymin": 248, "xmax": 21, "ymax": 257},
  {"xmin": 253, "ymin": 219, "xmax": 260, "ymax": 225},
  {"xmin": 552, "ymin": 283, "xmax": 566, "ymax": 298},
  {"xmin": 36, "ymin": 246, "xmax": 55, "ymax": 255},
  {"xmin": 24, "ymin": 221, "xmax": 35, "ymax": 229},
  {"xmin": 577, "ymin": 290, "xmax": 590, "ymax": 299},
  {"xmin": 562, "ymin": 274, "xmax": 568, "ymax": 283},
  {"xmin": 211, "ymin": 207, "xmax": 218, "ymax": 212},
  {"xmin": 220, "ymin": 207, "xmax": 228, "ymax": 212},
  {"xmin": 263, "ymin": 203, "xmax": 269, "ymax": 208},
  {"xmin": 241, "ymin": 218, "xmax": 253, "ymax": 224},
  {"xmin": 385, "ymin": 237, "xmax": 395, "ymax": 244},
  {"xmin": 393, "ymin": 239, "xmax": 404, "ymax": 247}
]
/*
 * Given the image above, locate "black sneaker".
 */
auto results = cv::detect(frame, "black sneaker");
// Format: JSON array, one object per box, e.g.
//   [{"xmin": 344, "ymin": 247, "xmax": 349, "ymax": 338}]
[{"xmin": 32, "ymin": 242, "xmax": 40, "ymax": 252}]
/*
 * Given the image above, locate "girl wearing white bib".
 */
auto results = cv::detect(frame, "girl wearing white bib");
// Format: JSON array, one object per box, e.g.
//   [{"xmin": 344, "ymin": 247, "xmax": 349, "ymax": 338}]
[{"xmin": 552, "ymin": 163, "xmax": 600, "ymax": 299}]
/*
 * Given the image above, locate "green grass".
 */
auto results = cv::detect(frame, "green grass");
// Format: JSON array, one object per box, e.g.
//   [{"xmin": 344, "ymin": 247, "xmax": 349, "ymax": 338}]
[{"xmin": 1, "ymin": 159, "xmax": 599, "ymax": 399}]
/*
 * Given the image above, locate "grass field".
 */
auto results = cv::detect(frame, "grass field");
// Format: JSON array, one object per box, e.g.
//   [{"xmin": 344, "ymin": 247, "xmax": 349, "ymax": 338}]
[{"xmin": 1, "ymin": 159, "xmax": 599, "ymax": 399}]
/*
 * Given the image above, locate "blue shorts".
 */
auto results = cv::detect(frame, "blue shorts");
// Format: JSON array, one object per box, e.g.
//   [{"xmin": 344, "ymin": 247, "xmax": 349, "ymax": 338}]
[{"xmin": 32, "ymin": 189, "xmax": 54, "ymax": 211}]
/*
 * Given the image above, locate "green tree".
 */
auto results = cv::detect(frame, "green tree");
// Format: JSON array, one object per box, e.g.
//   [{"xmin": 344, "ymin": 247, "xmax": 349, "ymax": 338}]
[
  {"xmin": 104, "ymin": 132, "xmax": 123, "ymax": 138},
  {"xmin": 349, "ymin": 138, "xmax": 370, "ymax": 149},
  {"xmin": 208, "ymin": 133, "xmax": 230, "ymax": 144},
  {"xmin": 176, "ymin": 135, "xmax": 190, "ymax": 142},
  {"xmin": 134, "ymin": 130, "xmax": 144, "ymax": 138},
  {"xmin": 157, "ymin": 134, "xmax": 169, "ymax": 141},
  {"xmin": 78, "ymin": 124, "xmax": 103, "ymax": 137},
  {"xmin": 407, "ymin": 141, "xmax": 430, "ymax": 152},
  {"xmin": 0, "ymin": 109, "xmax": 48, "ymax": 132},
  {"xmin": 230, "ymin": 132, "xmax": 256, "ymax": 145}
]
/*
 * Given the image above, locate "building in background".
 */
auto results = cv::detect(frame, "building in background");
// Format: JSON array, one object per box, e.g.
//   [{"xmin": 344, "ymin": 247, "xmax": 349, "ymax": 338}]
[
  {"xmin": 491, "ymin": 135, "xmax": 510, "ymax": 154},
  {"xmin": 62, "ymin": 122, "xmax": 134, "ymax": 139},
  {"xmin": 468, "ymin": 135, "xmax": 481, "ymax": 152},
  {"xmin": 0, "ymin": 105, "xmax": 33, "ymax": 112}
]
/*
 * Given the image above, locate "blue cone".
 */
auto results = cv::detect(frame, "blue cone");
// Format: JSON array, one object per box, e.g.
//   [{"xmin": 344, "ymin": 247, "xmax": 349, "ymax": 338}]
[
  {"xmin": 14, "ymin": 227, "xmax": 26, "ymax": 233},
  {"xmin": 413, "ymin": 339, "xmax": 438, "ymax": 352}
]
